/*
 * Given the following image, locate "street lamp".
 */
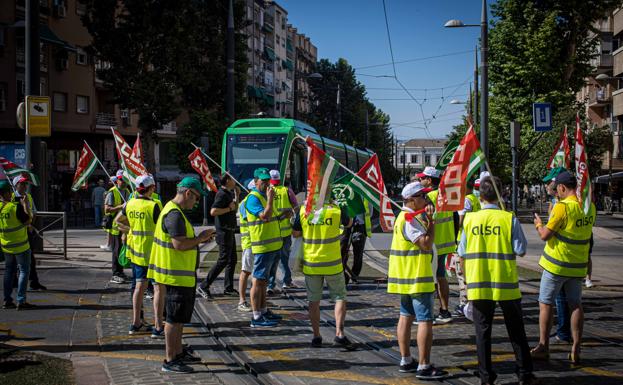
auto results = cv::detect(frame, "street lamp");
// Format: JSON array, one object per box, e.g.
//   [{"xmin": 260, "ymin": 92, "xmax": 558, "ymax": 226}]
[{"xmin": 445, "ymin": 0, "xmax": 488, "ymax": 170}]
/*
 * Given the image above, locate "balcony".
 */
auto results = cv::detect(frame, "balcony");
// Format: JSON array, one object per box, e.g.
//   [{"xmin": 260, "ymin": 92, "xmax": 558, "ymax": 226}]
[
  {"xmin": 96, "ymin": 112, "xmax": 117, "ymax": 129},
  {"xmin": 615, "ymin": 8, "xmax": 623, "ymax": 36},
  {"xmin": 612, "ymin": 88, "xmax": 623, "ymax": 116},
  {"xmin": 614, "ymin": 47, "xmax": 623, "ymax": 76},
  {"xmin": 591, "ymin": 53, "xmax": 613, "ymax": 69},
  {"xmin": 589, "ymin": 85, "xmax": 612, "ymax": 107}
]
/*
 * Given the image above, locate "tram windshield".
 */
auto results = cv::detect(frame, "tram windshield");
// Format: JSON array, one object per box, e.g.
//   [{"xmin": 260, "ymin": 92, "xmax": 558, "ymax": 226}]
[{"xmin": 226, "ymin": 134, "xmax": 286, "ymax": 182}]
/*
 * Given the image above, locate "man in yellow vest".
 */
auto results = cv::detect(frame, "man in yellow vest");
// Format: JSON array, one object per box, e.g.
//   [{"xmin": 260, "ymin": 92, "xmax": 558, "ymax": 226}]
[
  {"xmin": 115, "ymin": 175, "xmax": 164, "ymax": 337},
  {"xmin": 267, "ymin": 170, "xmax": 298, "ymax": 293},
  {"xmin": 237, "ymin": 179, "xmax": 258, "ymax": 312},
  {"xmin": 418, "ymin": 166, "xmax": 454, "ymax": 324},
  {"xmin": 457, "ymin": 176, "xmax": 535, "ymax": 385},
  {"xmin": 11, "ymin": 175, "xmax": 46, "ymax": 291},
  {"xmin": 1, "ymin": 179, "xmax": 34, "ymax": 310},
  {"xmin": 388, "ymin": 181, "xmax": 448, "ymax": 380},
  {"xmin": 105, "ymin": 170, "xmax": 131, "ymax": 284},
  {"xmin": 148, "ymin": 177, "xmax": 214, "ymax": 373},
  {"xmin": 454, "ymin": 178, "xmax": 481, "ymax": 316},
  {"xmin": 292, "ymin": 200, "xmax": 356, "ymax": 350},
  {"xmin": 340, "ymin": 198, "xmax": 372, "ymax": 285},
  {"xmin": 532, "ymin": 170, "xmax": 595, "ymax": 365},
  {"xmin": 245, "ymin": 168, "xmax": 283, "ymax": 327}
]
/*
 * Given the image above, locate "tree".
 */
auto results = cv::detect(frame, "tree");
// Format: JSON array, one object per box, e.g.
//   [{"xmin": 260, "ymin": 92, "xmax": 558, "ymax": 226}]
[
  {"xmin": 80, "ymin": 0, "xmax": 248, "ymax": 172},
  {"xmin": 449, "ymin": 0, "xmax": 618, "ymax": 183}
]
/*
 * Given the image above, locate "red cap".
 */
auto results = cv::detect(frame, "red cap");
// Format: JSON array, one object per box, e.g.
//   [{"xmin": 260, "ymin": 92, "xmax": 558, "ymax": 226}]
[
  {"xmin": 415, "ymin": 172, "xmax": 426, "ymax": 179},
  {"xmin": 269, "ymin": 179, "xmax": 280, "ymax": 186}
]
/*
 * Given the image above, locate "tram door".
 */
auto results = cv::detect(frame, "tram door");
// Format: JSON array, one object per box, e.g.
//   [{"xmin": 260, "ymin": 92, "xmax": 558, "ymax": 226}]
[{"xmin": 287, "ymin": 138, "xmax": 306, "ymax": 194}]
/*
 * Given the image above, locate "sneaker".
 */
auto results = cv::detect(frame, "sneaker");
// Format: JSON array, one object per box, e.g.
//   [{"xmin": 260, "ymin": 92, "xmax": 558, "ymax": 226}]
[
  {"xmin": 415, "ymin": 365, "xmax": 448, "ymax": 380},
  {"xmin": 550, "ymin": 335, "xmax": 571, "ymax": 345},
  {"xmin": 282, "ymin": 282, "xmax": 300, "ymax": 290},
  {"xmin": 161, "ymin": 359, "xmax": 194, "ymax": 373},
  {"xmin": 29, "ymin": 282, "xmax": 47, "ymax": 291},
  {"xmin": 16, "ymin": 302, "xmax": 36, "ymax": 311},
  {"xmin": 110, "ymin": 275, "xmax": 125, "ymax": 284},
  {"xmin": 151, "ymin": 328, "xmax": 165, "ymax": 339},
  {"xmin": 263, "ymin": 309, "xmax": 283, "ymax": 320},
  {"xmin": 399, "ymin": 359, "xmax": 418, "ymax": 373},
  {"xmin": 237, "ymin": 301, "xmax": 252, "ymax": 312},
  {"xmin": 311, "ymin": 336, "xmax": 323, "ymax": 348},
  {"xmin": 145, "ymin": 291, "xmax": 154, "ymax": 300},
  {"xmin": 128, "ymin": 323, "xmax": 151, "ymax": 335},
  {"xmin": 250, "ymin": 315, "xmax": 278, "ymax": 328},
  {"xmin": 267, "ymin": 288, "xmax": 275, "ymax": 296},
  {"xmin": 2, "ymin": 301, "xmax": 16, "ymax": 309},
  {"xmin": 453, "ymin": 304, "xmax": 465, "ymax": 317},
  {"xmin": 434, "ymin": 309, "xmax": 453, "ymax": 325},
  {"xmin": 177, "ymin": 347, "xmax": 202, "ymax": 363},
  {"xmin": 585, "ymin": 279, "xmax": 594, "ymax": 288},
  {"xmin": 223, "ymin": 288, "xmax": 239, "ymax": 297},
  {"xmin": 196, "ymin": 286, "xmax": 212, "ymax": 299},
  {"xmin": 333, "ymin": 336, "xmax": 357, "ymax": 351},
  {"xmin": 100, "ymin": 245, "xmax": 112, "ymax": 251}
]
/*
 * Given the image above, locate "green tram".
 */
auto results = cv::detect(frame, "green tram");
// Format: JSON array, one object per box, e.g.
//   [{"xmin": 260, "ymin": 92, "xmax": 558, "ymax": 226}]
[{"xmin": 221, "ymin": 118, "xmax": 375, "ymax": 193}]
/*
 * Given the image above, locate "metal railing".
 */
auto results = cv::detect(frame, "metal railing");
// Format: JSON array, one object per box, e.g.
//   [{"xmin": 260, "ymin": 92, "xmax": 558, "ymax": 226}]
[{"xmin": 33, "ymin": 211, "xmax": 67, "ymax": 260}]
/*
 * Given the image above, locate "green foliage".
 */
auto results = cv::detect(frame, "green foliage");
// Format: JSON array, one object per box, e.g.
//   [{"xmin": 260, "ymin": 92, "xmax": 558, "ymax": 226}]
[
  {"xmin": 307, "ymin": 58, "xmax": 398, "ymax": 185},
  {"xmin": 449, "ymin": 0, "xmax": 618, "ymax": 183},
  {"xmin": 80, "ymin": 0, "xmax": 249, "ymax": 171}
]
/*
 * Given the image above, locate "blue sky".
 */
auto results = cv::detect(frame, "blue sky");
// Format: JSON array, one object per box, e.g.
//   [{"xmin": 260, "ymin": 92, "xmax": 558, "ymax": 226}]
[{"xmin": 278, "ymin": 0, "xmax": 487, "ymax": 140}]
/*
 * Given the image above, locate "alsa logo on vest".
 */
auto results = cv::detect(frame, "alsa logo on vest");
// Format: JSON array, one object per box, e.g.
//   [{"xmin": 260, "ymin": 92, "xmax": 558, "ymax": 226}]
[
  {"xmin": 0, "ymin": 212, "xmax": 11, "ymax": 219},
  {"xmin": 306, "ymin": 217, "xmax": 334, "ymax": 226},
  {"xmin": 128, "ymin": 211, "xmax": 146, "ymax": 219},
  {"xmin": 471, "ymin": 224, "xmax": 501, "ymax": 236},
  {"xmin": 575, "ymin": 215, "xmax": 594, "ymax": 227}
]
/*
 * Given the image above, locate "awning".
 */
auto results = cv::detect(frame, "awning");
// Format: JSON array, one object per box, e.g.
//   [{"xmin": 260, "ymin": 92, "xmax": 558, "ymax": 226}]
[
  {"xmin": 264, "ymin": 47, "xmax": 275, "ymax": 61},
  {"xmin": 282, "ymin": 59, "xmax": 293, "ymax": 71},
  {"xmin": 12, "ymin": 21, "xmax": 76, "ymax": 52},
  {"xmin": 286, "ymin": 40, "xmax": 293, "ymax": 52},
  {"xmin": 595, "ymin": 171, "xmax": 623, "ymax": 184},
  {"xmin": 265, "ymin": 95, "xmax": 275, "ymax": 106},
  {"xmin": 262, "ymin": 23, "xmax": 274, "ymax": 33},
  {"xmin": 247, "ymin": 85, "xmax": 259, "ymax": 98}
]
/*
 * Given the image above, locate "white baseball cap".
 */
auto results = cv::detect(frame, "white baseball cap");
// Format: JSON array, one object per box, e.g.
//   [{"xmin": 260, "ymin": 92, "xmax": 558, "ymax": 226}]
[
  {"xmin": 247, "ymin": 179, "xmax": 256, "ymax": 190},
  {"xmin": 401, "ymin": 182, "xmax": 432, "ymax": 199},
  {"xmin": 269, "ymin": 170, "xmax": 281, "ymax": 185},
  {"xmin": 115, "ymin": 169, "xmax": 125, "ymax": 180},
  {"xmin": 135, "ymin": 175, "xmax": 155, "ymax": 188},
  {"xmin": 416, "ymin": 166, "xmax": 441, "ymax": 179},
  {"xmin": 479, "ymin": 171, "xmax": 491, "ymax": 181},
  {"xmin": 12, "ymin": 175, "xmax": 29, "ymax": 185}
]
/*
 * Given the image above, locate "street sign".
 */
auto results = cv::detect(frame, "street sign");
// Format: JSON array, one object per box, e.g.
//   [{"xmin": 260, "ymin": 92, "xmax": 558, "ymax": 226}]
[
  {"xmin": 532, "ymin": 102, "xmax": 552, "ymax": 132},
  {"xmin": 25, "ymin": 95, "xmax": 51, "ymax": 137}
]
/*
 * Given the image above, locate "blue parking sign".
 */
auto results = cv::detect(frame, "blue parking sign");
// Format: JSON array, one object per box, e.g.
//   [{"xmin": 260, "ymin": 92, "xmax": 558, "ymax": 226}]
[{"xmin": 533, "ymin": 103, "xmax": 552, "ymax": 132}]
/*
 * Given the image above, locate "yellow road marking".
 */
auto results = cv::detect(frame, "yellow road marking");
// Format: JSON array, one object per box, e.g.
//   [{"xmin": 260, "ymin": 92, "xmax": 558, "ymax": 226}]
[{"xmin": 581, "ymin": 367, "xmax": 623, "ymax": 378}]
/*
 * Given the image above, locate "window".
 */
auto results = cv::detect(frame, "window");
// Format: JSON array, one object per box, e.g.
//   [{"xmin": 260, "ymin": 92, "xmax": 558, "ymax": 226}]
[
  {"xmin": 400, "ymin": 155, "xmax": 405, "ymax": 164},
  {"xmin": 76, "ymin": 95, "xmax": 89, "ymax": 114},
  {"xmin": 16, "ymin": 76, "xmax": 25, "ymax": 104},
  {"xmin": 76, "ymin": 1, "xmax": 87, "ymax": 15},
  {"xmin": 76, "ymin": 48, "xmax": 87, "ymax": 65},
  {"xmin": 410, "ymin": 154, "xmax": 417, "ymax": 163},
  {"xmin": 53, "ymin": 92, "xmax": 67, "ymax": 112},
  {"xmin": 424, "ymin": 154, "xmax": 431, "ymax": 166},
  {"xmin": 0, "ymin": 83, "xmax": 7, "ymax": 112},
  {"xmin": 276, "ymin": 35, "xmax": 280, "ymax": 44}
]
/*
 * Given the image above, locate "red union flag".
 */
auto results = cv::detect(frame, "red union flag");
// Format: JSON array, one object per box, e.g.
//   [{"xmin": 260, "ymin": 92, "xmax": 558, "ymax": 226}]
[
  {"xmin": 188, "ymin": 148, "xmax": 218, "ymax": 192},
  {"xmin": 355, "ymin": 154, "xmax": 395, "ymax": 232},
  {"xmin": 437, "ymin": 125, "xmax": 483, "ymax": 212},
  {"xmin": 575, "ymin": 114, "xmax": 592, "ymax": 214},
  {"xmin": 71, "ymin": 143, "xmax": 98, "ymax": 191},
  {"xmin": 132, "ymin": 132, "xmax": 145, "ymax": 165},
  {"xmin": 111, "ymin": 128, "xmax": 148, "ymax": 184}
]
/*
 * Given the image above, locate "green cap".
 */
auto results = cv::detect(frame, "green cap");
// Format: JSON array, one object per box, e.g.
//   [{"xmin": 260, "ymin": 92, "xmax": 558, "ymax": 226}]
[
  {"xmin": 254, "ymin": 167, "xmax": 270, "ymax": 180},
  {"xmin": 543, "ymin": 167, "xmax": 567, "ymax": 183},
  {"xmin": 0, "ymin": 180, "xmax": 10, "ymax": 192},
  {"xmin": 177, "ymin": 177, "xmax": 209, "ymax": 196},
  {"xmin": 253, "ymin": 167, "xmax": 270, "ymax": 179}
]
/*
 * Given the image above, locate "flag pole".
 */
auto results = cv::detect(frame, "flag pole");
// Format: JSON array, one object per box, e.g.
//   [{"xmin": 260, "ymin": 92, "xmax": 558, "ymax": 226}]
[
  {"xmin": 294, "ymin": 134, "xmax": 402, "ymax": 211},
  {"xmin": 484, "ymin": 159, "xmax": 505, "ymax": 211},
  {"xmin": 84, "ymin": 141, "xmax": 127, "ymax": 203},
  {"xmin": 190, "ymin": 142, "xmax": 249, "ymax": 193}
]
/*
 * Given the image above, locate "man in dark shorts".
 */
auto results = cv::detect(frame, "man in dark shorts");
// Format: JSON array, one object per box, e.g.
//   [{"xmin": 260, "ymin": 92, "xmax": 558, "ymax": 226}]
[{"xmin": 148, "ymin": 177, "xmax": 215, "ymax": 373}]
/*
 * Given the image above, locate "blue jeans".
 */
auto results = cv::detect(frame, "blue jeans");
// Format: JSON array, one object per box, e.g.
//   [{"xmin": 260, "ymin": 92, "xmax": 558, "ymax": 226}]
[
  {"xmin": 268, "ymin": 236, "xmax": 292, "ymax": 289},
  {"xmin": 555, "ymin": 288, "xmax": 572, "ymax": 341},
  {"xmin": 3, "ymin": 250, "xmax": 31, "ymax": 304},
  {"xmin": 94, "ymin": 205, "xmax": 103, "ymax": 227}
]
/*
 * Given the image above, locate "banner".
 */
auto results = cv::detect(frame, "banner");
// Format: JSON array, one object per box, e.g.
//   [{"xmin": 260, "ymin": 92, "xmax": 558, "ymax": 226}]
[
  {"xmin": 111, "ymin": 128, "xmax": 148, "ymax": 184},
  {"xmin": 548, "ymin": 125, "xmax": 571, "ymax": 169},
  {"xmin": 304, "ymin": 137, "xmax": 338, "ymax": 222},
  {"xmin": 574, "ymin": 115, "xmax": 592, "ymax": 214},
  {"xmin": 331, "ymin": 174, "xmax": 365, "ymax": 218},
  {"xmin": 71, "ymin": 144, "xmax": 98, "ymax": 191},
  {"xmin": 437, "ymin": 124, "xmax": 483, "ymax": 212},
  {"xmin": 188, "ymin": 148, "xmax": 218, "ymax": 192},
  {"xmin": 355, "ymin": 154, "xmax": 395, "ymax": 232},
  {"xmin": 132, "ymin": 132, "xmax": 145, "ymax": 165}
]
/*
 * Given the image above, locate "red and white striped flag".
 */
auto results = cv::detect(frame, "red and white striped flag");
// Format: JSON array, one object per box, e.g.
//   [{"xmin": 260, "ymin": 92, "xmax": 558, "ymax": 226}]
[
  {"xmin": 188, "ymin": 148, "xmax": 218, "ymax": 192},
  {"xmin": 574, "ymin": 114, "xmax": 592, "ymax": 214},
  {"xmin": 111, "ymin": 128, "xmax": 148, "ymax": 185},
  {"xmin": 355, "ymin": 154, "xmax": 395, "ymax": 232},
  {"xmin": 0, "ymin": 156, "xmax": 39, "ymax": 186}
]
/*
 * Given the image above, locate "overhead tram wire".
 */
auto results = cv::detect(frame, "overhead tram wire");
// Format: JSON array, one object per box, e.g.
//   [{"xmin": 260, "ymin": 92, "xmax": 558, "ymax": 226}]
[{"xmin": 354, "ymin": 49, "xmax": 473, "ymax": 71}]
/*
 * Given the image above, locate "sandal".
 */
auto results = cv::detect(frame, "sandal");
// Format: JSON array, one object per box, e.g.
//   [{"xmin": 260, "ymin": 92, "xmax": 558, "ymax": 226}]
[
  {"xmin": 530, "ymin": 344, "xmax": 550, "ymax": 360},
  {"xmin": 568, "ymin": 348, "xmax": 581, "ymax": 365}
]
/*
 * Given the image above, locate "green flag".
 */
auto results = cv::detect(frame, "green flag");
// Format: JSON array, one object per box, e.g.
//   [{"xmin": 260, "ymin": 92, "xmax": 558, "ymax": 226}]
[
  {"xmin": 435, "ymin": 140, "xmax": 459, "ymax": 171},
  {"xmin": 331, "ymin": 174, "xmax": 365, "ymax": 217}
]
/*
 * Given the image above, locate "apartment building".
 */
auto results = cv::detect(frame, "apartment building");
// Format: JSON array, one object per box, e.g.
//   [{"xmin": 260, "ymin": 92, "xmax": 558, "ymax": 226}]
[
  {"xmin": 397, "ymin": 139, "xmax": 447, "ymax": 178},
  {"xmin": 245, "ymin": 0, "xmax": 316, "ymax": 119},
  {"xmin": 0, "ymin": 0, "xmax": 182, "ymax": 210}
]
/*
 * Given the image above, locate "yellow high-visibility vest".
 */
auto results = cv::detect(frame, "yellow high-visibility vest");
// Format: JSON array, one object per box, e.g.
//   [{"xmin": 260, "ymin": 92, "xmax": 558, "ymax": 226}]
[
  {"xmin": 147, "ymin": 201, "xmax": 197, "ymax": 287},
  {"xmin": 125, "ymin": 197, "xmax": 158, "ymax": 267},
  {"xmin": 539, "ymin": 197, "xmax": 595, "ymax": 277},
  {"xmin": 239, "ymin": 195, "xmax": 251, "ymax": 250},
  {"xmin": 427, "ymin": 189, "xmax": 456, "ymax": 255},
  {"xmin": 387, "ymin": 211, "xmax": 435, "ymax": 294},
  {"xmin": 273, "ymin": 185, "xmax": 293, "ymax": 237},
  {"xmin": 246, "ymin": 190, "xmax": 283, "ymax": 254},
  {"xmin": 0, "ymin": 201, "xmax": 29, "ymax": 254},
  {"xmin": 107, "ymin": 187, "xmax": 128, "ymax": 235},
  {"xmin": 300, "ymin": 205, "xmax": 343, "ymax": 276},
  {"xmin": 463, "ymin": 208, "xmax": 520, "ymax": 301}
]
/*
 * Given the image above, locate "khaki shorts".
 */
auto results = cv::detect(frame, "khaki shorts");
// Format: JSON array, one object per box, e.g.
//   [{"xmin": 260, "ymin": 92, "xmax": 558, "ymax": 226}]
[
  {"xmin": 305, "ymin": 273, "xmax": 347, "ymax": 302},
  {"xmin": 241, "ymin": 248, "xmax": 254, "ymax": 273}
]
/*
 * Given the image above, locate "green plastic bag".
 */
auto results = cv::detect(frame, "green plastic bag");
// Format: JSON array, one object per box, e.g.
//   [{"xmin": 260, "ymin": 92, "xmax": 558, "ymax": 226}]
[{"xmin": 118, "ymin": 244, "xmax": 131, "ymax": 268}]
